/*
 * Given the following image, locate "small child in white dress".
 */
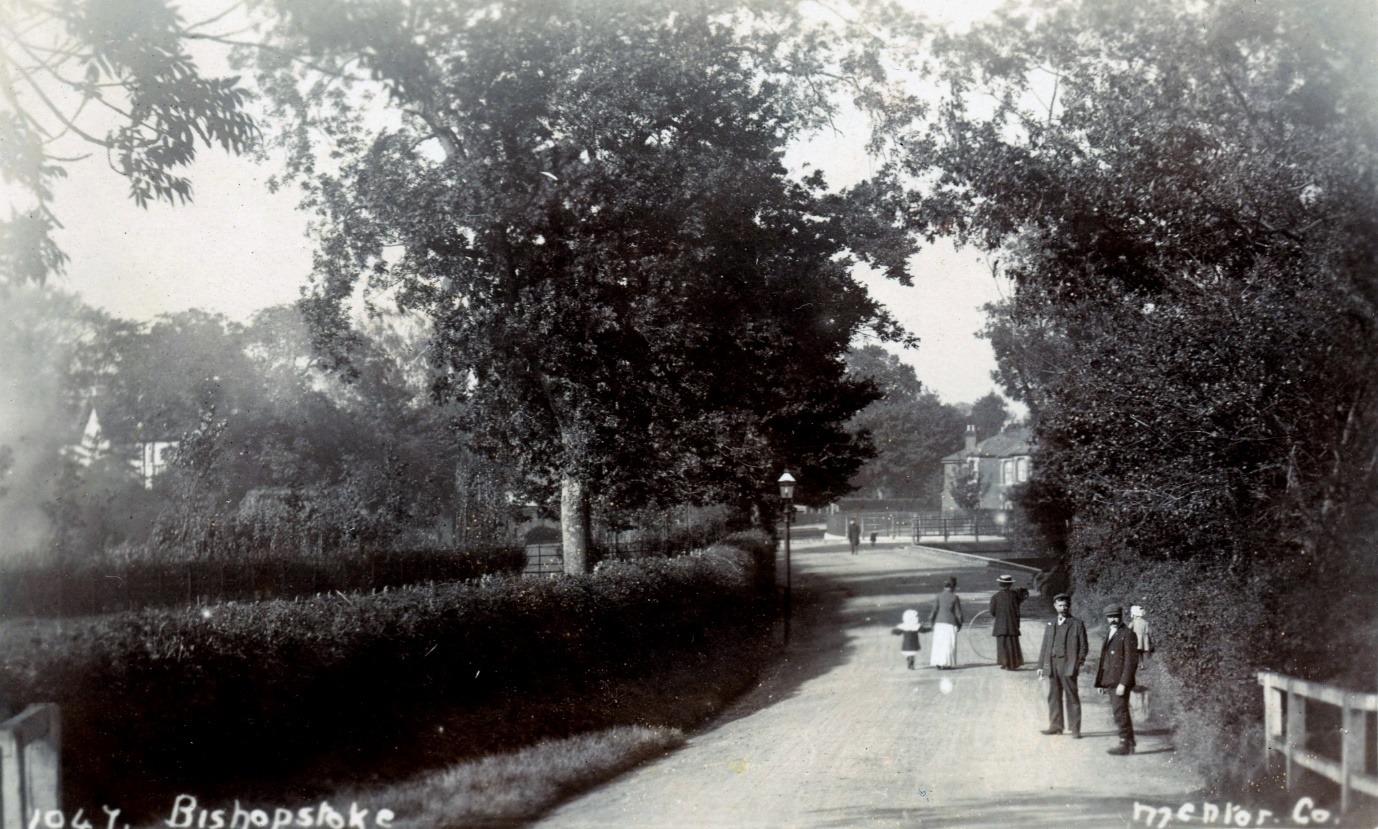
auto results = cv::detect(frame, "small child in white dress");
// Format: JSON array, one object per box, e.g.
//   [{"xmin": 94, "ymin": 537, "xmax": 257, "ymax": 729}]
[{"xmin": 893, "ymin": 609, "xmax": 923, "ymax": 669}]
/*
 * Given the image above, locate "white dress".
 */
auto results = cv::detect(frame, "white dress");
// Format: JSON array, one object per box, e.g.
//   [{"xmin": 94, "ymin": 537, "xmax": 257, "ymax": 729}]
[
  {"xmin": 929, "ymin": 623, "xmax": 958, "ymax": 667},
  {"xmin": 928, "ymin": 590, "xmax": 962, "ymax": 667}
]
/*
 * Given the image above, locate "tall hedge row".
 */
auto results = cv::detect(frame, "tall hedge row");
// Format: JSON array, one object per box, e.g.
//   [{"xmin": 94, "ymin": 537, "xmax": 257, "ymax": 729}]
[
  {"xmin": 0, "ymin": 530, "xmax": 774, "ymax": 812},
  {"xmin": 0, "ymin": 545, "xmax": 529, "ymax": 617}
]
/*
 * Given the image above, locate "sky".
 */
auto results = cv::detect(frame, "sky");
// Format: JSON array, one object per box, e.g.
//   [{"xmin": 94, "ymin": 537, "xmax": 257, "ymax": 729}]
[{"xmin": 46, "ymin": 0, "xmax": 1013, "ymax": 408}]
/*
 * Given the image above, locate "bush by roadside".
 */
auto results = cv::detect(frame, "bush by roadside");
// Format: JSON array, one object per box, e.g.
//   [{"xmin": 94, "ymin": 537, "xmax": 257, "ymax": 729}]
[
  {"xmin": 0, "ymin": 544, "xmax": 528, "ymax": 617},
  {"xmin": 1067, "ymin": 535, "xmax": 1377, "ymax": 797},
  {"xmin": 2, "ymin": 530, "xmax": 775, "ymax": 818}
]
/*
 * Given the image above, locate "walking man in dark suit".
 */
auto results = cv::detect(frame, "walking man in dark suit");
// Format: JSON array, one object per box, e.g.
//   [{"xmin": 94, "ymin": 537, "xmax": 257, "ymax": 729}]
[
  {"xmin": 847, "ymin": 519, "xmax": 861, "ymax": 555},
  {"xmin": 1095, "ymin": 604, "xmax": 1140, "ymax": 755},
  {"xmin": 1038, "ymin": 593, "xmax": 1088, "ymax": 737}
]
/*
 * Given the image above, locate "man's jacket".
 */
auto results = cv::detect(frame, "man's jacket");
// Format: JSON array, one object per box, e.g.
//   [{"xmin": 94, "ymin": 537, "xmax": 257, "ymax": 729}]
[
  {"xmin": 1038, "ymin": 615, "xmax": 1088, "ymax": 677},
  {"xmin": 1094, "ymin": 626, "xmax": 1140, "ymax": 689}
]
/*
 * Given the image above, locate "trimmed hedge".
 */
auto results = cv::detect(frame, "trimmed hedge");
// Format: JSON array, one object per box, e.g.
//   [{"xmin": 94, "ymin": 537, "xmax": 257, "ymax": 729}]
[
  {"xmin": 1068, "ymin": 532, "xmax": 1378, "ymax": 792},
  {"xmin": 0, "ymin": 530, "xmax": 774, "ymax": 812},
  {"xmin": 0, "ymin": 545, "xmax": 528, "ymax": 617}
]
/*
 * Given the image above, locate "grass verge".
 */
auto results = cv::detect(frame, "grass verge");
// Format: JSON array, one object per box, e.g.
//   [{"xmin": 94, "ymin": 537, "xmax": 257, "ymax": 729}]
[{"xmin": 340, "ymin": 725, "xmax": 685, "ymax": 829}]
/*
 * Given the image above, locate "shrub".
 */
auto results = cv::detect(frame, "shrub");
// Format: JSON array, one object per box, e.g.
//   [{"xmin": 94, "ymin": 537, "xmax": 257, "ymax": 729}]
[
  {"xmin": 0, "ymin": 544, "xmax": 766, "ymax": 814},
  {"xmin": 0, "ymin": 544, "xmax": 528, "ymax": 617},
  {"xmin": 1065, "ymin": 526, "xmax": 1376, "ymax": 793}
]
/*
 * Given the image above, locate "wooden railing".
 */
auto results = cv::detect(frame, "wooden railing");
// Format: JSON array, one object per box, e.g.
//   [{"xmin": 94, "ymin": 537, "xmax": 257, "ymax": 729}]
[
  {"xmin": 0, "ymin": 704, "xmax": 61, "ymax": 829},
  {"xmin": 1258, "ymin": 671, "xmax": 1378, "ymax": 813}
]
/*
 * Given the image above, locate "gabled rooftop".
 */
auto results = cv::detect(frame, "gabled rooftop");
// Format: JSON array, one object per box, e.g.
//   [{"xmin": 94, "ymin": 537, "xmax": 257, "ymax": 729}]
[{"xmin": 942, "ymin": 425, "xmax": 1033, "ymax": 463}]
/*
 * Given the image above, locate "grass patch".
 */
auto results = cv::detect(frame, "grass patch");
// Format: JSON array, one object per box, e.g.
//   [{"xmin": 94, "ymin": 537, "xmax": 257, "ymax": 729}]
[{"xmin": 341, "ymin": 726, "xmax": 685, "ymax": 829}]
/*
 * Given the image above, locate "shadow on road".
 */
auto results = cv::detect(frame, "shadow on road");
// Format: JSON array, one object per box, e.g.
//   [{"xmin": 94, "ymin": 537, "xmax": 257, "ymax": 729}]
[
  {"xmin": 811, "ymin": 791, "xmax": 1206, "ymax": 829},
  {"xmin": 709, "ymin": 544, "xmax": 1010, "ymax": 731}
]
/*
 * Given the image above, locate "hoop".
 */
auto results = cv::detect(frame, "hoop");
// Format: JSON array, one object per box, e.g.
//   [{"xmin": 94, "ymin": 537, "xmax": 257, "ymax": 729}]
[{"xmin": 966, "ymin": 609, "xmax": 994, "ymax": 661}]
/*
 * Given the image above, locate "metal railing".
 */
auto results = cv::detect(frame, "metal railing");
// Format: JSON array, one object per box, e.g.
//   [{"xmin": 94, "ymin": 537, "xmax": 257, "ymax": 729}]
[
  {"xmin": 524, "ymin": 544, "xmax": 564, "ymax": 575},
  {"xmin": 1258, "ymin": 671, "xmax": 1378, "ymax": 813},
  {"xmin": 0, "ymin": 705, "xmax": 61, "ymax": 829}
]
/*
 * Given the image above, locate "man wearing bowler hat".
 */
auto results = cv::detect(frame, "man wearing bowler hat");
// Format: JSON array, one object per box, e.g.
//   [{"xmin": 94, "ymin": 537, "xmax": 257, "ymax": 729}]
[
  {"xmin": 1095, "ymin": 604, "xmax": 1140, "ymax": 755},
  {"xmin": 1037, "ymin": 592, "xmax": 1088, "ymax": 737}
]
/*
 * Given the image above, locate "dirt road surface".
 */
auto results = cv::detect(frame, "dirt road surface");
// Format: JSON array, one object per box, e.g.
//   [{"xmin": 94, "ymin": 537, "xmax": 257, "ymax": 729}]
[{"xmin": 535, "ymin": 541, "xmax": 1202, "ymax": 828}]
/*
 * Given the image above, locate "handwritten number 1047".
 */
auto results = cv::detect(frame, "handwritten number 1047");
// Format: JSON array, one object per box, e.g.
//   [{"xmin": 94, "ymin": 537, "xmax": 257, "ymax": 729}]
[{"xmin": 29, "ymin": 808, "xmax": 125, "ymax": 829}]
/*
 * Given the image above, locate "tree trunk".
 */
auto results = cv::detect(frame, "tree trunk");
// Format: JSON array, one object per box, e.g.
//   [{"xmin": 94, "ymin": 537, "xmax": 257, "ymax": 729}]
[{"xmin": 561, "ymin": 474, "xmax": 592, "ymax": 574}]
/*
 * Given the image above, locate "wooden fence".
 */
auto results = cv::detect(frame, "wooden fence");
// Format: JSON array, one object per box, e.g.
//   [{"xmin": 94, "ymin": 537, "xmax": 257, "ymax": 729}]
[
  {"xmin": 1258, "ymin": 671, "xmax": 1378, "ymax": 813},
  {"xmin": 0, "ymin": 705, "xmax": 61, "ymax": 829}
]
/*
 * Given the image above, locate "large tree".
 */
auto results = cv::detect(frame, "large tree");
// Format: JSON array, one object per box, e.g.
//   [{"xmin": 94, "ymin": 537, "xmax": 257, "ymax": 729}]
[
  {"xmin": 844, "ymin": 345, "xmax": 964, "ymax": 503},
  {"xmin": 884, "ymin": 0, "xmax": 1378, "ymax": 768},
  {"xmin": 966, "ymin": 392, "xmax": 1009, "ymax": 442},
  {"xmin": 247, "ymin": 0, "xmax": 914, "ymax": 571}
]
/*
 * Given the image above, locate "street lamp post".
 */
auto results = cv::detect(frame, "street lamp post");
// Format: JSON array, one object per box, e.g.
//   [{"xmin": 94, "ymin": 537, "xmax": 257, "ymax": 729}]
[{"xmin": 778, "ymin": 471, "xmax": 796, "ymax": 645}]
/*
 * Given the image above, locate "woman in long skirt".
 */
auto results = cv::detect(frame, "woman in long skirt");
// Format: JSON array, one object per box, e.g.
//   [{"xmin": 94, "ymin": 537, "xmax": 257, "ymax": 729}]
[{"xmin": 928, "ymin": 576, "xmax": 963, "ymax": 669}]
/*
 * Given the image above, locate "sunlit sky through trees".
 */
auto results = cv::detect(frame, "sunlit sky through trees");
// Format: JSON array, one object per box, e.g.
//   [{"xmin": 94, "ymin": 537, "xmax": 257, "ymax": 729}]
[{"xmin": 45, "ymin": 0, "xmax": 1013, "ymax": 408}]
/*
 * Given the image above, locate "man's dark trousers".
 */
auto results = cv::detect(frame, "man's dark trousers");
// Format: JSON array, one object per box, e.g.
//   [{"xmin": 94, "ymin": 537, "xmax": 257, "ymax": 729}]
[
  {"xmin": 1048, "ymin": 661, "xmax": 1081, "ymax": 735},
  {"xmin": 1109, "ymin": 689, "xmax": 1133, "ymax": 746}
]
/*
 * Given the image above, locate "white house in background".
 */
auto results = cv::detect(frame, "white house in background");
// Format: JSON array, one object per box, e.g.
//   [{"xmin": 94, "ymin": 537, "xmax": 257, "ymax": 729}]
[
  {"xmin": 65, "ymin": 406, "xmax": 179, "ymax": 488},
  {"xmin": 940, "ymin": 425, "xmax": 1034, "ymax": 513}
]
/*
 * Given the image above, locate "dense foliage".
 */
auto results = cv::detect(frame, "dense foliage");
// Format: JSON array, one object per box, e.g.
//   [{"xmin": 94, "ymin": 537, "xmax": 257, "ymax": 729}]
[
  {"xmin": 242, "ymin": 0, "xmax": 917, "ymax": 569},
  {"xmin": 885, "ymin": 0, "xmax": 1378, "ymax": 784},
  {"xmin": 844, "ymin": 345, "xmax": 966, "ymax": 504},
  {"xmin": 0, "ymin": 544, "xmax": 526, "ymax": 617},
  {"xmin": 0, "ymin": 297, "xmax": 521, "ymax": 564},
  {"xmin": 2, "ymin": 531, "xmax": 773, "ymax": 816}
]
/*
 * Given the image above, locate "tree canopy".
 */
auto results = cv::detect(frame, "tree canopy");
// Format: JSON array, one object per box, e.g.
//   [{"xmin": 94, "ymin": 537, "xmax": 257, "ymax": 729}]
[
  {"xmin": 882, "ymin": 0, "xmax": 1378, "ymax": 764},
  {"xmin": 844, "ymin": 345, "xmax": 964, "ymax": 504},
  {"xmin": 247, "ymin": 0, "xmax": 915, "ymax": 570},
  {"xmin": 0, "ymin": 0, "xmax": 258, "ymax": 284}
]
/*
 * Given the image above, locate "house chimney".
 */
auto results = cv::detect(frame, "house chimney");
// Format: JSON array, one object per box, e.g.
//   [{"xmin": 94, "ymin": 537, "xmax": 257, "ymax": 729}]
[{"xmin": 964, "ymin": 424, "xmax": 978, "ymax": 452}]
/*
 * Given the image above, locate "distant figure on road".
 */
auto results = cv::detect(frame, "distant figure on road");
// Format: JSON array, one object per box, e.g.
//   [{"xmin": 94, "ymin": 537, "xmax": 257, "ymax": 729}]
[
  {"xmin": 989, "ymin": 574, "xmax": 1028, "ymax": 670},
  {"xmin": 928, "ymin": 576, "xmax": 964, "ymax": 670},
  {"xmin": 848, "ymin": 519, "xmax": 861, "ymax": 555},
  {"xmin": 1129, "ymin": 604, "xmax": 1154, "ymax": 719},
  {"xmin": 1038, "ymin": 592, "xmax": 1088, "ymax": 737},
  {"xmin": 1096, "ymin": 604, "xmax": 1140, "ymax": 755},
  {"xmin": 892, "ymin": 609, "xmax": 923, "ymax": 670},
  {"xmin": 1129, "ymin": 604, "xmax": 1153, "ymax": 660}
]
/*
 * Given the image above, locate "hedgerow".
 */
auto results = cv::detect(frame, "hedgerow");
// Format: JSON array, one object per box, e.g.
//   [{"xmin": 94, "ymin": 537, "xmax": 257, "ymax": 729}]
[
  {"xmin": 0, "ymin": 530, "xmax": 774, "ymax": 814},
  {"xmin": 0, "ymin": 544, "xmax": 529, "ymax": 617}
]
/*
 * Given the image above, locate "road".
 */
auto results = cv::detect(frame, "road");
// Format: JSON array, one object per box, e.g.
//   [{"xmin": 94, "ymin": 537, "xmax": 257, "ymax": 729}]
[{"xmin": 535, "ymin": 541, "xmax": 1202, "ymax": 828}]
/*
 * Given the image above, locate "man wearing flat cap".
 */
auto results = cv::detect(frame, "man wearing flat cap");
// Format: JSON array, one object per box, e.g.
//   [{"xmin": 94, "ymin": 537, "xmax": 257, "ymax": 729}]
[
  {"xmin": 1096, "ymin": 604, "xmax": 1140, "ymax": 755},
  {"xmin": 989, "ymin": 574, "xmax": 1028, "ymax": 670},
  {"xmin": 1037, "ymin": 592, "xmax": 1088, "ymax": 737}
]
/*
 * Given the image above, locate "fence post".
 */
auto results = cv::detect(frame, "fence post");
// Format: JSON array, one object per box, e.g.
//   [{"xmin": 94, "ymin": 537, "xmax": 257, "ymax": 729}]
[
  {"xmin": 1285, "ymin": 687, "xmax": 1307, "ymax": 791},
  {"xmin": 0, "ymin": 704, "xmax": 61, "ymax": 829},
  {"xmin": 1341, "ymin": 695, "xmax": 1367, "ymax": 813},
  {"xmin": 1261, "ymin": 675, "xmax": 1282, "ymax": 772}
]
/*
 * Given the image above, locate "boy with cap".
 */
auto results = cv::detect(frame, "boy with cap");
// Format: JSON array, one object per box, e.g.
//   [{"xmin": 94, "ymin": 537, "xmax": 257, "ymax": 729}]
[
  {"xmin": 1037, "ymin": 593, "xmax": 1088, "ymax": 737},
  {"xmin": 1095, "ymin": 604, "xmax": 1140, "ymax": 755}
]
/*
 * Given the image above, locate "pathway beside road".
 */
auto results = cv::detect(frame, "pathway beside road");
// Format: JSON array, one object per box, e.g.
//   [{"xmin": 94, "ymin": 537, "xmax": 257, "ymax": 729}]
[{"xmin": 536, "ymin": 541, "xmax": 1202, "ymax": 828}]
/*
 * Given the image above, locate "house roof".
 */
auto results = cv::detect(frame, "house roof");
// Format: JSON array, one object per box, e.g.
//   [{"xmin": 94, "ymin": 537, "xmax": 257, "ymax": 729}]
[
  {"xmin": 72, "ymin": 401, "xmax": 186, "ymax": 446},
  {"xmin": 942, "ymin": 426, "xmax": 1033, "ymax": 463}
]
